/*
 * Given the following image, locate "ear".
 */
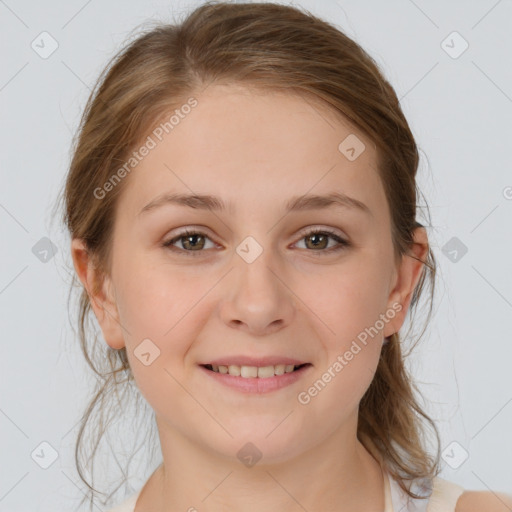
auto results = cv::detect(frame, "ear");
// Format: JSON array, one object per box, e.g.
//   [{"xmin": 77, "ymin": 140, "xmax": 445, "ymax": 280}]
[
  {"xmin": 70, "ymin": 238, "xmax": 126, "ymax": 349},
  {"xmin": 383, "ymin": 227, "xmax": 429, "ymax": 338}
]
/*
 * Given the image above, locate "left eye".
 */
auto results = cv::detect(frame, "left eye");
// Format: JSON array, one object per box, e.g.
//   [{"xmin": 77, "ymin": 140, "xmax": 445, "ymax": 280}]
[
  {"xmin": 162, "ymin": 228, "xmax": 350, "ymax": 256},
  {"xmin": 294, "ymin": 229, "xmax": 350, "ymax": 253}
]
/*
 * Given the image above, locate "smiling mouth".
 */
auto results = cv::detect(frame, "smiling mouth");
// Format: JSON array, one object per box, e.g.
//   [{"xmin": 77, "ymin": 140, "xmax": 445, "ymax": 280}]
[{"xmin": 201, "ymin": 363, "xmax": 311, "ymax": 378}]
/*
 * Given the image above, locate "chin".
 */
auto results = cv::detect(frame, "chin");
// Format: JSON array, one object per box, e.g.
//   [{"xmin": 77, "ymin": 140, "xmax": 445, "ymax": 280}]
[{"xmin": 204, "ymin": 424, "xmax": 309, "ymax": 467}]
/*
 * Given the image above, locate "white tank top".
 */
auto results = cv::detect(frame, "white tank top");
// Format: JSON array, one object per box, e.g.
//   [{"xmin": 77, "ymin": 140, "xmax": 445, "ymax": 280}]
[{"xmin": 106, "ymin": 469, "xmax": 465, "ymax": 512}]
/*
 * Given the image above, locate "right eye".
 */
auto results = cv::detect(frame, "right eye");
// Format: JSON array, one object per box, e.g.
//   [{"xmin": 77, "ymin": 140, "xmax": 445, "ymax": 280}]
[{"xmin": 162, "ymin": 229, "xmax": 217, "ymax": 256}]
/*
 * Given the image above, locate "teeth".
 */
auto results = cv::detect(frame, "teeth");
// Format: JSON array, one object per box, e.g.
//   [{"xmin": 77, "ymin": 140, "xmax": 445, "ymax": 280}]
[
  {"xmin": 228, "ymin": 365, "xmax": 241, "ymax": 376},
  {"xmin": 241, "ymin": 366, "xmax": 258, "ymax": 378},
  {"xmin": 257, "ymin": 366, "xmax": 274, "ymax": 378},
  {"xmin": 274, "ymin": 364, "xmax": 285, "ymax": 375},
  {"xmin": 209, "ymin": 363, "xmax": 303, "ymax": 378}
]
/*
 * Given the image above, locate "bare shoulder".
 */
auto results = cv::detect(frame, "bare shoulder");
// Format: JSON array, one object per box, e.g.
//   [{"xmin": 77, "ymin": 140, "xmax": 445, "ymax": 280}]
[{"xmin": 455, "ymin": 490, "xmax": 512, "ymax": 512}]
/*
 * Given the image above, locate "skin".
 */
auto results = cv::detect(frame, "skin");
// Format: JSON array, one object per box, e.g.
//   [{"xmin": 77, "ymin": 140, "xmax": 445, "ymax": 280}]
[{"xmin": 71, "ymin": 84, "xmax": 509, "ymax": 511}]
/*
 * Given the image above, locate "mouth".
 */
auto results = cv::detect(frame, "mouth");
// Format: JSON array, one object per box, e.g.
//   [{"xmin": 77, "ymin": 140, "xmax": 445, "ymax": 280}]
[
  {"xmin": 198, "ymin": 362, "xmax": 313, "ymax": 394},
  {"xmin": 201, "ymin": 363, "xmax": 311, "ymax": 378}
]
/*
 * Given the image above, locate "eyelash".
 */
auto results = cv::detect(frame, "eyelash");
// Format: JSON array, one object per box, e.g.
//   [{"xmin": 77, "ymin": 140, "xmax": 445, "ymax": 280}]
[{"xmin": 162, "ymin": 228, "xmax": 351, "ymax": 257}]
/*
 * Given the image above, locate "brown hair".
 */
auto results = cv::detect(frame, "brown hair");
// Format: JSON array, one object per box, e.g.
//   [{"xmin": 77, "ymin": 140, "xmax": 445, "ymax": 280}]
[{"xmin": 56, "ymin": 1, "xmax": 440, "ymax": 509}]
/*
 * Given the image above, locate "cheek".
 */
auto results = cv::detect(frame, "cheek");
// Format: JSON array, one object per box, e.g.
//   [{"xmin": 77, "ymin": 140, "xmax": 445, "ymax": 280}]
[
  {"xmin": 308, "ymin": 258, "xmax": 391, "ymax": 412},
  {"xmin": 114, "ymin": 253, "xmax": 195, "ymax": 336},
  {"xmin": 298, "ymin": 322, "xmax": 382, "ymax": 425},
  {"xmin": 294, "ymin": 344, "xmax": 381, "ymax": 450},
  {"xmin": 113, "ymin": 260, "xmax": 198, "ymax": 384},
  {"xmin": 304, "ymin": 257, "xmax": 392, "ymax": 349},
  {"xmin": 114, "ymin": 264, "xmax": 200, "ymax": 418},
  {"xmin": 113, "ymin": 255, "xmax": 223, "ymax": 375}
]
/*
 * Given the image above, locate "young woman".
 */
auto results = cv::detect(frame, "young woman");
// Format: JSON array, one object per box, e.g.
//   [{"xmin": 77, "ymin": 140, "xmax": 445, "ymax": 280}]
[{"xmin": 61, "ymin": 2, "xmax": 512, "ymax": 511}]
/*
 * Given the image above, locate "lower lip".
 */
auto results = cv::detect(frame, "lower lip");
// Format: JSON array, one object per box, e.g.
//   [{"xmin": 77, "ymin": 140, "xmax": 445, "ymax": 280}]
[{"xmin": 199, "ymin": 364, "xmax": 312, "ymax": 394}]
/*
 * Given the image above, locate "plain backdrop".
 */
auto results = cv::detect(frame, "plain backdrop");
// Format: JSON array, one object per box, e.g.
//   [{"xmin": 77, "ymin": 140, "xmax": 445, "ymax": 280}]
[{"xmin": 1, "ymin": 0, "xmax": 511, "ymax": 510}]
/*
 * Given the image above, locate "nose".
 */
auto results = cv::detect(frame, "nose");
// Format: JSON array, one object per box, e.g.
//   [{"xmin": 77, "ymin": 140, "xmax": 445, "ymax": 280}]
[{"xmin": 218, "ymin": 245, "xmax": 296, "ymax": 337}]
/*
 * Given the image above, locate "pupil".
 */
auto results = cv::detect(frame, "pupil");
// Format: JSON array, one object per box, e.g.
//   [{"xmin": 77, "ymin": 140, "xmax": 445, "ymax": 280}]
[
  {"xmin": 184, "ymin": 234, "xmax": 203, "ymax": 250},
  {"xmin": 308, "ymin": 233, "xmax": 326, "ymax": 249}
]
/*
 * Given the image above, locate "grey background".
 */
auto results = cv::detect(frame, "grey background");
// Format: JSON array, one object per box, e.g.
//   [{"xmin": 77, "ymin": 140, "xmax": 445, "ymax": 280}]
[{"xmin": 1, "ymin": 0, "xmax": 511, "ymax": 510}]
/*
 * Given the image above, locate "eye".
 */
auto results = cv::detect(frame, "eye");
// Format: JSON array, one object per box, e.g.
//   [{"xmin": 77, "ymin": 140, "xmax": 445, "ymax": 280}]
[
  {"xmin": 162, "ymin": 227, "xmax": 350, "ymax": 257},
  {"xmin": 293, "ymin": 228, "xmax": 350, "ymax": 254},
  {"xmin": 162, "ymin": 229, "xmax": 217, "ymax": 256}
]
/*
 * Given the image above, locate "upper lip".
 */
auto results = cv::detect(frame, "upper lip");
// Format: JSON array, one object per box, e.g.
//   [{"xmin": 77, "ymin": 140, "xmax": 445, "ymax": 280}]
[{"xmin": 201, "ymin": 356, "xmax": 310, "ymax": 367}]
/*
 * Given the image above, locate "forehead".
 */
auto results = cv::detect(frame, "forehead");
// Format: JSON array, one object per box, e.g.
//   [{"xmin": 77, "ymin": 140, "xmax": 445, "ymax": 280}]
[{"xmin": 117, "ymin": 83, "xmax": 388, "ymax": 221}]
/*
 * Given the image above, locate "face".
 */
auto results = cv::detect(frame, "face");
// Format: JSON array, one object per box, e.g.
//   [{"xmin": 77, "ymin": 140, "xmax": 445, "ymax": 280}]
[{"xmin": 74, "ymin": 83, "xmax": 423, "ymax": 464}]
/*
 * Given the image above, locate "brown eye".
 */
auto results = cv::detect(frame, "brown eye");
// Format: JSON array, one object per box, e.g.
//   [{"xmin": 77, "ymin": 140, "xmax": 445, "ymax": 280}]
[
  {"xmin": 163, "ymin": 230, "xmax": 215, "ymax": 256},
  {"xmin": 304, "ymin": 232, "xmax": 329, "ymax": 250},
  {"xmin": 295, "ymin": 229, "xmax": 350, "ymax": 254},
  {"xmin": 163, "ymin": 228, "xmax": 350, "ymax": 257},
  {"xmin": 179, "ymin": 233, "xmax": 206, "ymax": 251}
]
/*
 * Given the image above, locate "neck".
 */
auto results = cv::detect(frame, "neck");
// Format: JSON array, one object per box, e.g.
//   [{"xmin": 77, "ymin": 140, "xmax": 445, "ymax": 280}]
[{"xmin": 137, "ymin": 418, "xmax": 385, "ymax": 512}]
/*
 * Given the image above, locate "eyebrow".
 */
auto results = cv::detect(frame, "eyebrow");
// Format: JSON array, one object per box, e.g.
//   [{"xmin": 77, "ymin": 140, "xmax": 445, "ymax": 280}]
[{"xmin": 138, "ymin": 191, "xmax": 372, "ymax": 217}]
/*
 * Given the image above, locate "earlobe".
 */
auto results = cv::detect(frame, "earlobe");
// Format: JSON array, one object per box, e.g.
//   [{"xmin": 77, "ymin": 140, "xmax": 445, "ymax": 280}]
[
  {"xmin": 383, "ymin": 227, "xmax": 429, "ymax": 338},
  {"xmin": 70, "ymin": 238, "xmax": 126, "ymax": 350}
]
